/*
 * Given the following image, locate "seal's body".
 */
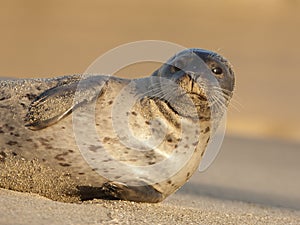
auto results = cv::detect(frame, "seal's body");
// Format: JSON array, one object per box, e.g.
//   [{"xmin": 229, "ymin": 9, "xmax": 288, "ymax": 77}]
[{"xmin": 0, "ymin": 49, "xmax": 235, "ymax": 202}]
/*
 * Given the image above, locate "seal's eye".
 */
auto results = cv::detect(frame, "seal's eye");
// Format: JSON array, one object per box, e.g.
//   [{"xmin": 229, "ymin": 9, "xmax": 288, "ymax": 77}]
[
  {"xmin": 170, "ymin": 65, "xmax": 181, "ymax": 74},
  {"xmin": 212, "ymin": 67, "xmax": 223, "ymax": 75}
]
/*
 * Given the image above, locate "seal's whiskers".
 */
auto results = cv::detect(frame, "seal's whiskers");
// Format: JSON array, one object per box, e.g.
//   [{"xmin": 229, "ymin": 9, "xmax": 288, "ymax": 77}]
[{"xmin": 213, "ymin": 87, "xmax": 241, "ymax": 112}]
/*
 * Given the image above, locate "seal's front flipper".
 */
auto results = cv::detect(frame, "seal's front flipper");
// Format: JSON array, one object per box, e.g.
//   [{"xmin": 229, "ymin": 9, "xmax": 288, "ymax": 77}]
[
  {"xmin": 102, "ymin": 181, "xmax": 165, "ymax": 203},
  {"xmin": 25, "ymin": 76, "xmax": 109, "ymax": 130}
]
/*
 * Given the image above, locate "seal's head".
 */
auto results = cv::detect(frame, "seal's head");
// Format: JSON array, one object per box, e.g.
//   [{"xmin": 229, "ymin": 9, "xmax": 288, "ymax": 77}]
[{"xmin": 150, "ymin": 48, "xmax": 235, "ymax": 118}]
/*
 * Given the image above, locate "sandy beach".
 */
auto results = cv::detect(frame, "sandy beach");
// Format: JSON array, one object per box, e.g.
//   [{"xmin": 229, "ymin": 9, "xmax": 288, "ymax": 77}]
[
  {"xmin": 1, "ymin": 188, "xmax": 300, "ymax": 225},
  {"xmin": 1, "ymin": 136, "xmax": 300, "ymax": 224},
  {"xmin": 1, "ymin": 0, "xmax": 300, "ymax": 224}
]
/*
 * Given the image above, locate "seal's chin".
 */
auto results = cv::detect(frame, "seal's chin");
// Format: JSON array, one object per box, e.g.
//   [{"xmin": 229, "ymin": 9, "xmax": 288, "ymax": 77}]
[{"xmin": 168, "ymin": 79, "xmax": 211, "ymax": 119}]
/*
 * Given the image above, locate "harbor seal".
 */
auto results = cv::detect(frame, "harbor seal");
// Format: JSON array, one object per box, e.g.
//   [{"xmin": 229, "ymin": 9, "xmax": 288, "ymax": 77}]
[{"xmin": 0, "ymin": 48, "xmax": 235, "ymax": 203}]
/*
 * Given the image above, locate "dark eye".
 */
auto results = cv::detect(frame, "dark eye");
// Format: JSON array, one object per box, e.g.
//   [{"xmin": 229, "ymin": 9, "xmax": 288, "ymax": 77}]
[
  {"xmin": 212, "ymin": 67, "xmax": 223, "ymax": 75},
  {"xmin": 170, "ymin": 65, "xmax": 181, "ymax": 74}
]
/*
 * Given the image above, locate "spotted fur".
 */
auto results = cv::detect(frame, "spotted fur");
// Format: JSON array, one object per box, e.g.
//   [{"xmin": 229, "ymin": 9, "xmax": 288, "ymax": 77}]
[{"xmin": 0, "ymin": 49, "xmax": 235, "ymax": 202}]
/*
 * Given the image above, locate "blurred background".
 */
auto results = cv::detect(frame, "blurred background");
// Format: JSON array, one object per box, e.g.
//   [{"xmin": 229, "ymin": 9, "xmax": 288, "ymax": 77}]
[{"xmin": 0, "ymin": 0, "xmax": 299, "ymax": 209}]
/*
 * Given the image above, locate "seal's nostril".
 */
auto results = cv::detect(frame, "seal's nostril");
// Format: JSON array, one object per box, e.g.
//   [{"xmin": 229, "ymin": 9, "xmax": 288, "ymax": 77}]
[{"xmin": 170, "ymin": 65, "xmax": 181, "ymax": 74}]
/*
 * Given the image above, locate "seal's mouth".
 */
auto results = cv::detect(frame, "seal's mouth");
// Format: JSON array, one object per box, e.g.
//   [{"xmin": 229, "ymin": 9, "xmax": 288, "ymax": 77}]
[
  {"xmin": 176, "ymin": 73, "xmax": 209, "ymax": 103},
  {"xmin": 188, "ymin": 92, "xmax": 208, "ymax": 102}
]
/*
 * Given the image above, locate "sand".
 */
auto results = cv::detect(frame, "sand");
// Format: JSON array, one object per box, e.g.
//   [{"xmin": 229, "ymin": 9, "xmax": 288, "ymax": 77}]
[
  {"xmin": 1, "ymin": 189, "xmax": 299, "ymax": 225},
  {"xmin": 1, "ymin": 136, "xmax": 300, "ymax": 224}
]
